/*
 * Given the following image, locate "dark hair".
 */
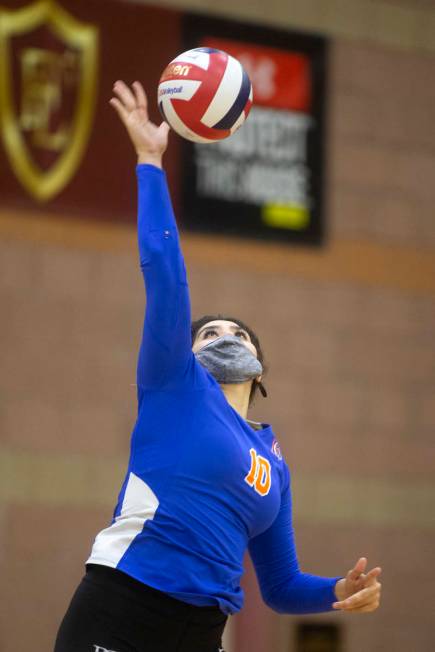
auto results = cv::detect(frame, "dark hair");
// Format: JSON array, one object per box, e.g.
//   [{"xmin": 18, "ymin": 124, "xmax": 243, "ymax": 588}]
[{"xmin": 191, "ymin": 314, "xmax": 267, "ymax": 404}]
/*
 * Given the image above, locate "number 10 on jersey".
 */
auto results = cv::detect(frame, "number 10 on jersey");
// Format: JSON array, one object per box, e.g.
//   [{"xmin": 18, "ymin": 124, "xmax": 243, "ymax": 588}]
[{"xmin": 244, "ymin": 448, "xmax": 272, "ymax": 496}]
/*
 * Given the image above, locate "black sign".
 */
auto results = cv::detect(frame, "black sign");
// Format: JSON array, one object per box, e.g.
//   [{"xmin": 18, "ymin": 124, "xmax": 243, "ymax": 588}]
[{"xmin": 182, "ymin": 15, "xmax": 328, "ymax": 245}]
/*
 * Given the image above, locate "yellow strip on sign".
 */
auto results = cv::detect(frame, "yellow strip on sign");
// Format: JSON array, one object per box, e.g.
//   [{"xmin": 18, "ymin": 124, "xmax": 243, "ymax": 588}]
[{"xmin": 262, "ymin": 203, "xmax": 310, "ymax": 230}]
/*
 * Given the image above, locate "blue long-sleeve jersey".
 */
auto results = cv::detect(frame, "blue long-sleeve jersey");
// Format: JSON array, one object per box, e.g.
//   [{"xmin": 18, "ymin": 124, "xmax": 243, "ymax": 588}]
[{"xmin": 87, "ymin": 164, "xmax": 339, "ymax": 615}]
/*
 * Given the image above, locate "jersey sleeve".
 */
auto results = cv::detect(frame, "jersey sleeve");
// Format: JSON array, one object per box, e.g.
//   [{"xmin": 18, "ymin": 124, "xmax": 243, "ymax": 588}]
[
  {"xmin": 248, "ymin": 469, "xmax": 340, "ymax": 614},
  {"xmin": 135, "ymin": 164, "xmax": 195, "ymax": 393}
]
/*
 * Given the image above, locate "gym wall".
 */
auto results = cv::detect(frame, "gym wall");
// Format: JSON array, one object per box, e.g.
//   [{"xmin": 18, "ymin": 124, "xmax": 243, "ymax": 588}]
[{"xmin": 0, "ymin": 1, "xmax": 434, "ymax": 651}]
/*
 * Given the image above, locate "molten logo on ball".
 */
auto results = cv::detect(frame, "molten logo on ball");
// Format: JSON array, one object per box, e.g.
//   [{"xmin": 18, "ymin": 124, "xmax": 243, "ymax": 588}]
[
  {"xmin": 162, "ymin": 63, "xmax": 192, "ymax": 78},
  {"xmin": 157, "ymin": 47, "xmax": 253, "ymax": 143}
]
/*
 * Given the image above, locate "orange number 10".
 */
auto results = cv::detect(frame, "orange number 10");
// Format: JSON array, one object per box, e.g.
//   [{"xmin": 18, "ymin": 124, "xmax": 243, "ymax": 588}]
[{"xmin": 244, "ymin": 448, "xmax": 272, "ymax": 496}]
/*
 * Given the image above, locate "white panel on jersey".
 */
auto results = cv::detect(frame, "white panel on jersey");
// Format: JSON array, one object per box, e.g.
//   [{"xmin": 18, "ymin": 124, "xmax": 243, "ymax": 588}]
[
  {"xmin": 87, "ymin": 472, "xmax": 159, "ymax": 568},
  {"xmin": 158, "ymin": 79, "xmax": 201, "ymax": 102},
  {"xmin": 201, "ymin": 55, "xmax": 242, "ymax": 127},
  {"xmin": 161, "ymin": 94, "xmax": 216, "ymax": 143},
  {"xmin": 172, "ymin": 50, "xmax": 209, "ymax": 70}
]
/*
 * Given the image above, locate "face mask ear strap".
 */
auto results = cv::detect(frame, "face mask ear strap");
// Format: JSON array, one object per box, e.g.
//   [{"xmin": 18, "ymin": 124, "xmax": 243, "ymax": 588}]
[{"xmin": 257, "ymin": 381, "xmax": 268, "ymax": 398}]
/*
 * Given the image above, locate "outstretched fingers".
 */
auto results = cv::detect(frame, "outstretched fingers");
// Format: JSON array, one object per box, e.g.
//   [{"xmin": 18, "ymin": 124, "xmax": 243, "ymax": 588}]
[
  {"xmin": 113, "ymin": 80, "xmax": 137, "ymax": 111},
  {"xmin": 109, "ymin": 79, "xmax": 168, "ymax": 162},
  {"xmin": 365, "ymin": 567, "xmax": 382, "ymax": 584},
  {"xmin": 348, "ymin": 557, "xmax": 367, "ymax": 581},
  {"xmin": 109, "ymin": 97, "xmax": 129, "ymax": 123},
  {"xmin": 337, "ymin": 591, "xmax": 381, "ymax": 613},
  {"xmin": 133, "ymin": 81, "xmax": 148, "ymax": 111},
  {"xmin": 333, "ymin": 577, "xmax": 381, "ymax": 612}
]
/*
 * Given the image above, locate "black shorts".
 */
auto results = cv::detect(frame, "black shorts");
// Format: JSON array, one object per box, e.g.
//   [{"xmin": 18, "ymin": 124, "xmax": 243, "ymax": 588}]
[{"xmin": 54, "ymin": 565, "xmax": 228, "ymax": 652}]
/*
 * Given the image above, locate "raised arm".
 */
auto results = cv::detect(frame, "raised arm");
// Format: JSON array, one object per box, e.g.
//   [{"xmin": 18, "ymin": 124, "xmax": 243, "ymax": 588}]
[{"xmin": 110, "ymin": 81, "xmax": 193, "ymax": 391}]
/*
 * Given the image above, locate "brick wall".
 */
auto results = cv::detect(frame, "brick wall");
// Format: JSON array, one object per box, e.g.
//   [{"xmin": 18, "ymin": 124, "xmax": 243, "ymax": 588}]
[
  {"xmin": 1, "ymin": 11, "xmax": 435, "ymax": 652},
  {"xmin": 329, "ymin": 40, "xmax": 435, "ymax": 248}
]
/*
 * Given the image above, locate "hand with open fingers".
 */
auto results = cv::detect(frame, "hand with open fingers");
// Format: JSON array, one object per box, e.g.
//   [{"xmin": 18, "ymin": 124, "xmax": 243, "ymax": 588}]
[
  {"xmin": 110, "ymin": 80, "xmax": 170, "ymax": 167},
  {"xmin": 333, "ymin": 557, "xmax": 382, "ymax": 614}
]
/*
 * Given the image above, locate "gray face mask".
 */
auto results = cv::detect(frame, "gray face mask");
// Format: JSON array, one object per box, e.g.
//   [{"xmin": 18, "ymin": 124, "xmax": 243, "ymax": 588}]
[{"xmin": 195, "ymin": 335, "xmax": 263, "ymax": 384}]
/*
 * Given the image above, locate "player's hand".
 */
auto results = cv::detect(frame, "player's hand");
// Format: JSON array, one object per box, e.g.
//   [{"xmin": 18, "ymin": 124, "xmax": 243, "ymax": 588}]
[
  {"xmin": 333, "ymin": 557, "xmax": 382, "ymax": 613},
  {"xmin": 110, "ymin": 80, "xmax": 169, "ymax": 167}
]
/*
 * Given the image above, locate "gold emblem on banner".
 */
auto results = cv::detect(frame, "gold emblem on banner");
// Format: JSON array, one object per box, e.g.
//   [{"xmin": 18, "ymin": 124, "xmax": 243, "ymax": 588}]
[{"xmin": 0, "ymin": 0, "xmax": 99, "ymax": 201}]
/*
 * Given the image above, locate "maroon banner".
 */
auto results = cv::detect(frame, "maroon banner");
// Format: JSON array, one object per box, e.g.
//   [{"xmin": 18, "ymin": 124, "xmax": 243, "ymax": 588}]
[{"xmin": 0, "ymin": 0, "xmax": 183, "ymax": 222}]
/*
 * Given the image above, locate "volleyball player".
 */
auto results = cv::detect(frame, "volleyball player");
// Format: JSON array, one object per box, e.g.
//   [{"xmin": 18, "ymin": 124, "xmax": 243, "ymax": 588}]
[{"xmin": 54, "ymin": 81, "xmax": 381, "ymax": 652}]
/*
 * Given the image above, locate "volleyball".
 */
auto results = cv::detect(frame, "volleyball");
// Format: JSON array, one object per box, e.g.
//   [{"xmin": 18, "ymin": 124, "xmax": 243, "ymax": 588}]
[{"xmin": 157, "ymin": 47, "xmax": 253, "ymax": 143}]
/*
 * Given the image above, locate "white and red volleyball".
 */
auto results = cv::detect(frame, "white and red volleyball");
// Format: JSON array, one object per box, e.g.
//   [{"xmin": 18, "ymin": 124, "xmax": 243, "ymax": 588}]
[{"xmin": 157, "ymin": 47, "xmax": 253, "ymax": 143}]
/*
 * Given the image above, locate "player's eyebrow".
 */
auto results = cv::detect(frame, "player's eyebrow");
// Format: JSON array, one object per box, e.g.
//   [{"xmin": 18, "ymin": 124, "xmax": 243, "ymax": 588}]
[
  {"xmin": 229, "ymin": 325, "xmax": 250, "ymax": 337},
  {"xmin": 196, "ymin": 324, "xmax": 250, "ymax": 338},
  {"xmin": 196, "ymin": 324, "xmax": 221, "ymax": 338}
]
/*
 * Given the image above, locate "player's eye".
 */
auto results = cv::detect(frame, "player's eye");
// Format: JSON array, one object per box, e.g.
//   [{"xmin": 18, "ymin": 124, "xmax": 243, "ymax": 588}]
[
  {"xmin": 203, "ymin": 329, "xmax": 218, "ymax": 338},
  {"xmin": 235, "ymin": 330, "xmax": 248, "ymax": 340}
]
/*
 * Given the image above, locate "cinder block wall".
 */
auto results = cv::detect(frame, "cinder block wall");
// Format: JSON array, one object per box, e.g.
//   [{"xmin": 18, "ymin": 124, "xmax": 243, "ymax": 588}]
[{"xmin": 1, "ymin": 2, "xmax": 435, "ymax": 651}]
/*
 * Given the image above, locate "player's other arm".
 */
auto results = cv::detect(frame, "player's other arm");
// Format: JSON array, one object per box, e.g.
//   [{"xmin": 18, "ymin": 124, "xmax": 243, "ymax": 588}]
[
  {"xmin": 248, "ymin": 472, "xmax": 381, "ymax": 615},
  {"xmin": 248, "ymin": 482, "xmax": 339, "ymax": 614},
  {"xmin": 110, "ymin": 81, "xmax": 192, "ymax": 390}
]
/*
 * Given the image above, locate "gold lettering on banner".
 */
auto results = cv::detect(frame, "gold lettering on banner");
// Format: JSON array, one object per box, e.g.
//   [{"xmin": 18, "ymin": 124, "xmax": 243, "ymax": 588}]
[
  {"xmin": 20, "ymin": 47, "xmax": 78, "ymax": 151},
  {"xmin": 0, "ymin": 0, "xmax": 99, "ymax": 202}
]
